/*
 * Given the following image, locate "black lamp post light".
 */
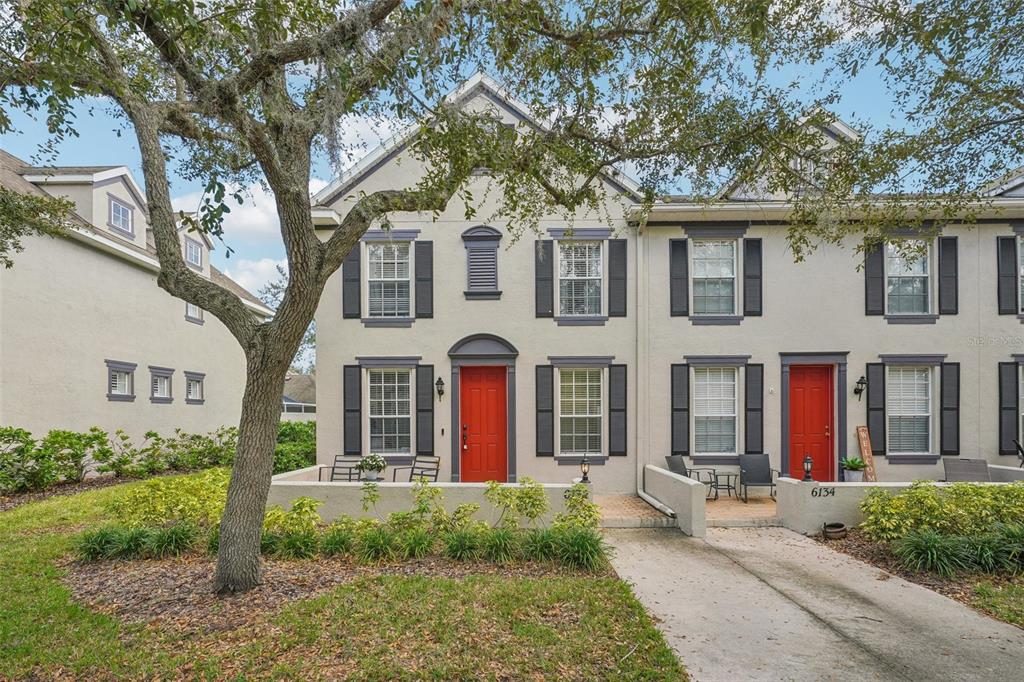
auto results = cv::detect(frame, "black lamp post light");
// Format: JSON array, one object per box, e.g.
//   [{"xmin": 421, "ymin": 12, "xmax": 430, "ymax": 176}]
[
  {"xmin": 580, "ymin": 454, "xmax": 591, "ymax": 483},
  {"xmin": 803, "ymin": 455, "xmax": 814, "ymax": 482}
]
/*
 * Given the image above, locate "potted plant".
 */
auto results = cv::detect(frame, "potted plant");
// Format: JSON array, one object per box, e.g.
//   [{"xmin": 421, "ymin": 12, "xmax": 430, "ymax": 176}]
[
  {"xmin": 356, "ymin": 454, "xmax": 387, "ymax": 481},
  {"xmin": 842, "ymin": 457, "xmax": 867, "ymax": 482}
]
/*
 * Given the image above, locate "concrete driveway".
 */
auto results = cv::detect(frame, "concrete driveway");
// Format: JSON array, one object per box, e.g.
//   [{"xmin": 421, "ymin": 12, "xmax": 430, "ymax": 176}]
[{"xmin": 607, "ymin": 527, "xmax": 1024, "ymax": 682}]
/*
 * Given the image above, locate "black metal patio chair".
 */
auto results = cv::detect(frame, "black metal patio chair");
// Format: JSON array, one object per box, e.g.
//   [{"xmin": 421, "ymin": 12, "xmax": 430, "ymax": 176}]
[
  {"xmin": 318, "ymin": 455, "xmax": 361, "ymax": 482},
  {"xmin": 664, "ymin": 455, "xmax": 717, "ymax": 499},
  {"xmin": 738, "ymin": 454, "xmax": 780, "ymax": 503},
  {"xmin": 392, "ymin": 455, "xmax": 441, "ymax": 482}
]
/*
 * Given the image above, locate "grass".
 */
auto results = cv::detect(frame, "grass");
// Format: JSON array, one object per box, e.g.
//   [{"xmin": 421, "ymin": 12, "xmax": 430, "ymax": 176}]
[
  {"xmin": 0, "ymin": 473, "xmax": 685, "ymax": 679},
  {"xmin": 972, "ymin": 580, "xmax": 1024, "ymax": 627}
]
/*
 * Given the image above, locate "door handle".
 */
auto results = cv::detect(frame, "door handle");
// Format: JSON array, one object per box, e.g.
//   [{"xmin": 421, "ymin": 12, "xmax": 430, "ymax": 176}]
[
  {"xmin": 824, "ymin": 425, "xmax": 831, "ymax": 437},
  {"xmin": 462, "ymin": 424, "xmax": 468, "ymax": 450}
]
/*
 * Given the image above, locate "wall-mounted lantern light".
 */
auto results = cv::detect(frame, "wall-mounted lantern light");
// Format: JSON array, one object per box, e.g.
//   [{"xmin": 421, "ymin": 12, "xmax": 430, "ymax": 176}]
[
  {"xmin": 803, "ymin": 455, "xmax": 814, "ymax": 482},
  {"xmin": 580, "ymin": 454, "xmax": 591, "ymax": 483},
  {"xmin": 853, "ymin": 375, "xmax": 867, "ymax": 401},
  {"xmin": 435, "ymin": 377, "xmax": 445, "ymax": 399}
]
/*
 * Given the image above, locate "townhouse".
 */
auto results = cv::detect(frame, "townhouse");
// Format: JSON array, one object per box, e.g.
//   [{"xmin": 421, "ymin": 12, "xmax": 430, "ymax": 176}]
[
  {"xmin": 0, "ymin": 149, "xmax": 273, "ymax": 442},
  {"xmin": 311, "ymin": 74, "xmax": 1024, "ymax": 493}
]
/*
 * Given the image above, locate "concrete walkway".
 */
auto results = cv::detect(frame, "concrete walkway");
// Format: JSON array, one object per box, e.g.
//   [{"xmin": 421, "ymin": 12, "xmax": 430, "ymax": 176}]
[{"xmin": 608, "ymin": 527, "xmax": 1024, "ymax": 682}]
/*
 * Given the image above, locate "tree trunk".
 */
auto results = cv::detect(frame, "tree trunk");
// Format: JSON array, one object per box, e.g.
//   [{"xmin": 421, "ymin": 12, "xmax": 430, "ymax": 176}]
[{"xmin": 212, "ymin": 350, "xmax": 290, "ymax": 594}]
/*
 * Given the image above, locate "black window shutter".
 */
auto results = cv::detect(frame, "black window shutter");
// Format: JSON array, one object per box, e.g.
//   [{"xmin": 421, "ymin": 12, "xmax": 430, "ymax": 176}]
[
  {"xmin": 609, "ymin": 364, "xmax": 627, "ymax": 455},
  {"xmin": 939, "ymin": 362, "xmax": 960, "ymax": 456},
  {"xmin": 744, "ymin": 364, "xmax": 764, "ymax": 454},
  {"xmin": 864, "ymin": 243, "xmax": 884, "ymax": 315},
  {"xmin": 670, "ymin": 239, "xmax": 689, "ymax": 316},
  {"xmin": 671, "ymin": 364, "xmax": 689, "ymax": 455},
  {"xmin": 415, "ymin": 365, "xmax": 434, "ymax": 455},
  {"xmin": 535, "ymin": 240, "xmax": 554, "ymax": 318},
  {"xmin": 866, "ymin": 363, "xmax": 886, "ymax": 455},
  {"xmin": 343, "ymin": 365, "xmax": 362, "ymax": 455},
  {"xmin": 743, "ymin": 239, "xmax": 763, "ymax": 316},
  {"xmin": 342, "ymin": 248, "xmax": 361, "ymax": 319},
  {"xmin": 938, "ymin": 237, "xmax": 958, "ymax": 315},
  {"xmin": 536, "ymin": 365, "xmax": 554, "ymax": 456},
  {"xmin": 608, "ymin": 239, "xmax": 627, "ymax": 317},
  {"xmin": 999, "ymin": 362, "xmax": 1019, "ymax": 455},
  {"xmin": 997, "ymin": 236, "xmax": 1017, "ymax": 315},
  {"xmin": 415, "ymin": 241, "xmax": 433, "ymax": 318}
]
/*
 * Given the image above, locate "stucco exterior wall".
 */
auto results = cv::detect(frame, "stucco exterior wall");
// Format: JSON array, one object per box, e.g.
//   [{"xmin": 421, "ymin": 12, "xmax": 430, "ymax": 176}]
[
  {"xmin": 641, "ymin": 465, "xmax": 706, "ymax": 537},
  {"xmin": 0, "ymin": 232, "xmax": 248, "ymax": 442}
]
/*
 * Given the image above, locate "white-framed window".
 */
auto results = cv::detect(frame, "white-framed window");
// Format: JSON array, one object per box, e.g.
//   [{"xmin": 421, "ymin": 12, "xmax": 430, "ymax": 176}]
[
  {"xmin": 692, "ymin": 239, "xmax": 737, "ymax": 315},
  {"xmin": 368, "ymin": 369, "xmax": 411, "ymax": 453},
  {"xmin": 185, "ymin": 302, "xmax": 203, "ymax": 322},
  {"xmin": 109, "ymin": 198, "xmax": 133, "ymax": 234},
  {"xmin": 693, "ymin": 367, "xmax": 738, "ymax": 454},
  {"xmin": 151, "ymin": 375, "xmax": 171, "ymax": 399},
  {"xmin": 110, "ymin": 370, "xmax": 132, "ymax": 396},
  {"xmin": 558, "ymin": 368, "xmax": 603, "ymax": 455},
  {"xmin": 558, "ymin": 241, "xmax": 602, "ymax": 316},
  {"xmin": 185, "ymin": 238, "xmax": 203, "ymax": 268},
  {"xmin": 886, "ymin": 366, "xmax": 932, "ymax": 454},
  {"xmin": 186, "ymin": 376, "xmax": 204, "ymax": 402},
  {"xmin": 885, "ymin": 241, "xmax": 930, "ymax": 314},
  {"xmin": 367, "ymin": 243, "xmax": 411, "ymax": 317}
]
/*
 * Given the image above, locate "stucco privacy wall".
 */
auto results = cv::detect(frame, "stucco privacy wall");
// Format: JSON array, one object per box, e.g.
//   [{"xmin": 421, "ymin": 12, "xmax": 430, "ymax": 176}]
[
  {"xmin": 0, "ymin": 232, "xmax": 248, "ymax": 442},
  {"xmin": 314, "ymin": 88, "xmax": 639, "ymax": 494},
  {"xmin": 641, "ymin": 465, "xmax": 706, "ymax": 537},
  {"xmin": 990, "ymin": 465, "xmax": 1024, "ymax": 482},
  {"xmin": 640, "ymin": 222, "xmax": 1024, "ymax": 485},
  {"xmin": 269, "ymin": 466, "xmax": 569, "ymax": 524}
]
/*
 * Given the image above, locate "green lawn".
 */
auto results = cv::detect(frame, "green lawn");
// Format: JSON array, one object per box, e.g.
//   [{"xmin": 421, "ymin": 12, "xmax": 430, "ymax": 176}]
[
  {"xmin": 972, "ymin": 580, "xmax": 1024, "ymax": 628},
  {"xmin": 0, "ymin": 477, "xmax": 685, "ymax": 680}
]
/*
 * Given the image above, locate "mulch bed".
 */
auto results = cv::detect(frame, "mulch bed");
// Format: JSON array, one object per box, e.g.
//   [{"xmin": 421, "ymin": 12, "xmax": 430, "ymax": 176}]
[
  {"xmin": 0, "ymin": 476, "xmax": 126, "ymax": 513},
  {"xmin": 60, "ymin": 554, "xmax": 606, "ymax": 634},
  {"xmin": 816, "ymin": 529, "xmax": 1019, "ymax": 611}
]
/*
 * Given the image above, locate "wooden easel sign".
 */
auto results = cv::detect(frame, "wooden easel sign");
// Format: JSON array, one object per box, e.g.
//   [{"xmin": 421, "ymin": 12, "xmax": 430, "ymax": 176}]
[{"xmin": 856, "ymin": 426, "xmax": 878, "ymax": 482}]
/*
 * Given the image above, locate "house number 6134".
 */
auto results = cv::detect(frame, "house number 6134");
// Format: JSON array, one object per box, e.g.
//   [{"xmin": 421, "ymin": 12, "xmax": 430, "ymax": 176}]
[{"xmin": 811, "ymin": 487, "xmax": 835, "ymax": 498}]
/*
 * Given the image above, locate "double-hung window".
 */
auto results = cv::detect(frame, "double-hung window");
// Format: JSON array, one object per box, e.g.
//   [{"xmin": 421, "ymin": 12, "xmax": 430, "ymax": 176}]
[
  {"xmin": 558, "ymin": 368, "xmax": 602, "ymax": 456},
  {"xmin": 368, "ymin": 369, "xmax": 411, "ymax": 453},
  {"xmin": 150, "ymin": 367, "xmax": 173, "ymax": 403},
  {"xmin": 885, "ymin": 241, "xmax": 930, "ymax": 314},
  {"xmin": 558, "ymin": 242, "xmax": 602, "ymax": 316},
  {"xmin": 185, "ymin": 239, "xmax": 203, "ymax": 268},
  {"xmin": 886, "ymin": 366, "xmax": 932, "ymax": 454},
  {"xmin": 693, "ymin": 367, "xmax": 738, "ymax": 454},
  {"xmin": 367, "ymin": 243, "xmax": 411, "ymax": 317},
  {"xmin": 109, "ymin": 198, "xmax": 133, "ymax": 234},
  {"xmin": 185, "ymin": 372, "xmax": 205, "ymax": 404},
  {"xmin": 692, "ymin": 240, "xmax": 737, "ymax": 315}
]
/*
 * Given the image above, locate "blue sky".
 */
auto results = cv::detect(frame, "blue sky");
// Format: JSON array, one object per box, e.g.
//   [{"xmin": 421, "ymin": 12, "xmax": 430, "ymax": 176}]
[{"xmin": 0, "ymin": 66, "xmax": 899, "ymax": 296}]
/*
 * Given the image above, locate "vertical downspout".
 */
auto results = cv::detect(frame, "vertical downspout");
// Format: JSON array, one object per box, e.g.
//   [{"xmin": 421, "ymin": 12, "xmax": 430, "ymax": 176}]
[{"xmin": 635, "ymin": 219, "xmax": 650, "ymax": 495}]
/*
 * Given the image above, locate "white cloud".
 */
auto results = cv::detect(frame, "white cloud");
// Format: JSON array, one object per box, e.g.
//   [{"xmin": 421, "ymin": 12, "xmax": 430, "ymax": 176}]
[{"xmin": 223, "ymin": 257, "xmax": 286, "ymax": 298}]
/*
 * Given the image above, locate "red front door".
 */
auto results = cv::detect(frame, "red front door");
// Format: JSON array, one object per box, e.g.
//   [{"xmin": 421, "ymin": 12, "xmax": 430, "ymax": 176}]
[
  {"xmin": 789, "ymin": 365, "xmax": 835, "ymax": 481},
  {"xmin": 460, "ymin": 366, "xmax": 508, "ymax": 482}
]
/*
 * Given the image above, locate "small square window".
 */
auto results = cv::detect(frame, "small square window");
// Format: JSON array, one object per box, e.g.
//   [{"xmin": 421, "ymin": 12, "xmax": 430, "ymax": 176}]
[
  {"xmin": 109, "ymin": 198, "xmax": 133, "ymax": 235},
  {"xmin": 185, "ymin": 302, "xmax": 203, "ymax": 324},
  {"xmin": 106, "ymin": 360, "xmax": 136, "ymax": 402},
  {"xmin": 149, "ymin": 367, "xmax": 173, "ymax": 404},
  {"xmin": 185, "ymin": 372, "xmax": 205, "ymax": 404}
]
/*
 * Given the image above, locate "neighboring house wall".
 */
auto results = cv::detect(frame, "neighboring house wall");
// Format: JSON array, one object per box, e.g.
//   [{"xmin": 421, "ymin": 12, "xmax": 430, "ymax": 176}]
[{"xmin": 0, "ymin": 232, "xmax": 248, "ymax": 442}]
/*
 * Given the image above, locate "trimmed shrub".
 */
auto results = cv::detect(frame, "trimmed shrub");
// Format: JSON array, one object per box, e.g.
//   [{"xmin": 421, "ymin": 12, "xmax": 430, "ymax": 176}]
[
  {"xmin": 400, "ymin": 527, "xmax": 434, "ymax": 560},
  {"xmin": 321, "ymin": 525, "xmax": 356, "ymax": 557},
  {"xmin": 357, "ymin": 525, "xmax": 398, "ymax": 563},
  {"xmin": 553, "ymin": 483, "xmax": 601, "ymax": 529},
  {"xmin": 442, "ymin": 527, "xmax": 480, "ymax": 561},
  {"xmin": 553, "ymin": 526, "xmax": 607, "ymax": 571},
  {"xmin": 861, "ymin": 482, "xmax": 1024, "ymax": 541},
  {"xmin": 107, "ymin": 468, "xmax": 230, "ymax": 528},
  {"xmin": 523, "ymin": 528, "xmax": 559, "ymax": 562},
  {"xmin": 274, "ymin": 421, "xmax": 316, "ymax": 474},
  {"xmin": 482, "ymin": 527, "xmax": 520, "ymax": 563},
  {"xmin": 37, "ymin": 428, "xmax": 111, "ymax": 484},
  {"xmin": 893, "ymin": 530, "xmax": 972, "ymax": 578}
]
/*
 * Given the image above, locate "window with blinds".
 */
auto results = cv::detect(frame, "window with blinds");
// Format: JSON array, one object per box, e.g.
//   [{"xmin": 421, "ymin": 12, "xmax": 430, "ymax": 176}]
[
  {"xmin": 886, "ymin": 241, "xmax": 930, "ymax": 314},
  {"xmin": 185, "ymin": 302, "xmax": 203, "ymax": 321},
  {"xmin": 187, "ymin": 377, "xmax": 204, "ymax": 401},
  {"xmin": 369, "ymin": 369, "xmax": 411, "ymax": 453},
  {"xmin": 693, "ymin": 367, "xmax": 738, "ymax": 453},
  {"xmin": 692, "ymin": 240, "xmax": 736, "ymax": 315},
  {"xmin": 558, "ymin": 242, "xmax": 601, "ymax": 316},
  {"xmin": 109, "ymin": 370, "xmax": 131, "ymax": 396},
  {"xmin": 367, "ymin": 243, "xmax": 411, "ymax": 317},
  {"xmin": 559, "ymin": 368, "xmax": 602, "ymax": 455},
  {"xmin": 887, "ymin": 366, "xmax": 932, "ymax": 453}
]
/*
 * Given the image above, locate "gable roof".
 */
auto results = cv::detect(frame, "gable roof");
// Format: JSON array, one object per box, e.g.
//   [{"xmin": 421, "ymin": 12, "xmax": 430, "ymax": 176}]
[
  {"xmin": 1, "ymin": 148, "xmax": 271, "ymax": 316},
  {"xmin": 21, "ymin": 163, "xmax": 149, "ymax": 210},
  {"xmin": 282, "ymin": 373, "xmax": 316, "ymax": 404},
  {"xmin": 311, "ymin": 72, "xmax": 643, "ymax": 212},
  {"xmin": 981, "ymin": 166, "xmax": 1024, "ymax": 197}
]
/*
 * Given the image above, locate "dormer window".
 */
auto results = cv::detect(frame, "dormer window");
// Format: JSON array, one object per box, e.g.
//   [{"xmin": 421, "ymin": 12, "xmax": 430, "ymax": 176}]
[
  {"xmin": 185, "ymin": 237, "xmax": 203, "ymax": 269},
  {"xmin": 108, "ymin": 197, "xmax": 134, "ymax": 236}
]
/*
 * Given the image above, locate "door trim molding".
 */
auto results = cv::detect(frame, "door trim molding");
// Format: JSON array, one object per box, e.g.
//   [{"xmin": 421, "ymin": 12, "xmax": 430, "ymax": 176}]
[
  {"xmin": 449, "ymin": 334, "xmax": 518, "ymax": 482},
  {"xmin": 780, "ymin": 352, "xmax": 849, "ymax": 481}
]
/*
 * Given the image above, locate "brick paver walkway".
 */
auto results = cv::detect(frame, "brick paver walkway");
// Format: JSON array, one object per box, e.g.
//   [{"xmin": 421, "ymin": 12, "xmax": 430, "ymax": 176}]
[
  {"xmin": 594, "ymin": 494, "xmax": 674, "ymax": 528},
  {"xmin": 705, "ymin": 496, "xmax": 778, "ymax": 526}
]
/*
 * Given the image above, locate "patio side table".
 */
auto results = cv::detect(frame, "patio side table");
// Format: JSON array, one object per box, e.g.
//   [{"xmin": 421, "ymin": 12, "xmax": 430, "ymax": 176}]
[{"xmin": 709, "ymin": 472, "xmax": 738, "ymax": 500}]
